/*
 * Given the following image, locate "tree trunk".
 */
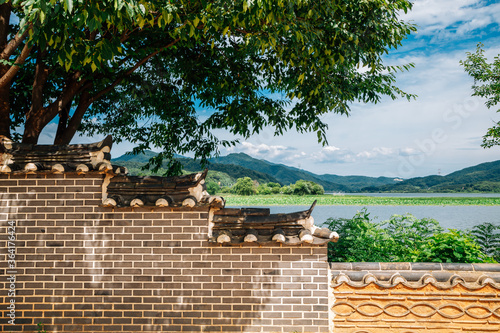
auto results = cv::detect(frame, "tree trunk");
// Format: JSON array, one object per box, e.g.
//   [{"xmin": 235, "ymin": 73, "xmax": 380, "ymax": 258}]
[
  {"xmin": 55, "ymin": 104, "xmax": 70, "ymax": 141},
  {"xmin": 0, "ymin": 4, "xmax": 10, "ymax": 49},
  {"xmin": 22, "ymin": 51, "xmax": 49, "ymax": 144},
  {"xmin": 0, "ymin": 81, "xmax": 9, "ymax": 138},
  {"xmin": 0, "ymin": 3, "xmax": 11, "ymax": 138},
  {"xmin": 54, "ymin": 89, "xmax": 91, "ymax": 145}
]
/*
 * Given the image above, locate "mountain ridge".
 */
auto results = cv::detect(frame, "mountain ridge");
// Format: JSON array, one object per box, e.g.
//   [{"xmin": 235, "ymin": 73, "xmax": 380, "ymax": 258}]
[{"xmin": 112, "ymin": 151, "xmax": 500, "ymax": 192}]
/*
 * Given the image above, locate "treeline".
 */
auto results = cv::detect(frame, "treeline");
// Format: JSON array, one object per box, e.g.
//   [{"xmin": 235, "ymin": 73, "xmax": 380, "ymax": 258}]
[
  {"xmin": 364, "ymin": 181, "xmax": 500, "ymax": 193},
  {"xmin": 206, "ymin": 177, "xmax": 325, "ymax": 196}
]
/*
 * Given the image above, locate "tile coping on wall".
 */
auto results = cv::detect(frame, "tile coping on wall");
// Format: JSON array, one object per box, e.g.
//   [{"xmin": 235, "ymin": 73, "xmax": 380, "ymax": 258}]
[{"xmin": 330, "ymin": 262, "xmax": 500, "ymax": 289}]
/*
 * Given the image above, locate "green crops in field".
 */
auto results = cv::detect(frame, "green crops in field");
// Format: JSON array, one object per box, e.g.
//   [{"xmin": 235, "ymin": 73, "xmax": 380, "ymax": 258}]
[{"xmin": 223, "ymin": 195, "xmax": 500, "ymax": 206}]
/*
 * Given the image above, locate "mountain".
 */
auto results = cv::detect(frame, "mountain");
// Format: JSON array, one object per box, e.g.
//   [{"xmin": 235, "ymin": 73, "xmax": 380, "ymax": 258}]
[
  {"xmin": 368, "ymin": 160, "xmax": 500, "ymax": 193},
  {"xmin": 209, "ymin": 153, "xmax": 400, "ymax": 191},
  {"xmin": 112, "ymin": 151, "xmax": 183, "ymax": 163},
  {"xmin": 112, "ymin": 152, "xmax": 280, "ymax": 186},
  {"xmin": 209, "ymin": 153, "xmax": 347, "ymax": 191},
  {"xmin": 113, "ymin": 151, "xmax": 400, "ymax": 191},
  {"xmin": 112, "ymin": 150, "xmax": 500, "ymax": 193}
]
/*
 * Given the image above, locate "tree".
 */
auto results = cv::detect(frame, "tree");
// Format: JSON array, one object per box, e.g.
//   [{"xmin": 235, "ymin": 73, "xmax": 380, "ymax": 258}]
[
  {"xmin": 267, "ymin": 182, "xmax": 282, "ymax": 194},
  {"xmin": 256, "ymin": 183, "xmax": 272, "ymax": 195},
  {"xmin": 292, "ymin": 179, "xmax": 324, "ymax": 195},
  {"xmin": 0, "ymin": 0, "xmax": 416, "ymax": 174},
  {"xmin": 205, "ymin": 181, "xmax": 220, "ymax": 195},
  {"xmin": 461, "ymin": 43, "xmax": 500, "ymax": 148},
  {"xmin": 232, "ymin": 177, "xmax": 256, "ymax": 195}
]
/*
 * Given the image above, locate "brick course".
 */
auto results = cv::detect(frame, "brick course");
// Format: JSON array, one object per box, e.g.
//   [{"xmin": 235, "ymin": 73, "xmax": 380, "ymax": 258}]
[{"xmin": 0, "ymin": 173, "xmax": 329, "ymax": 333}]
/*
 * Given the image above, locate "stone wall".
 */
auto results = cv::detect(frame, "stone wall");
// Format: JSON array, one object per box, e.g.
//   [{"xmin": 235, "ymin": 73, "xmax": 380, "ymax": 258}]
[
  {"xmin": 329, "ymin": 262, "xmax": 500, "ymax": 333},
  {"xmin": 0, "ymin": 173, "xmax": 330, "ymax": 333}
]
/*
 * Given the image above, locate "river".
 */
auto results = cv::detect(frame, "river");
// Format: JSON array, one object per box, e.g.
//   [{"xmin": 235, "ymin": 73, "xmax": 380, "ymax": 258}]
[{"xmin": 228, "ymin": 193, "xmax": 500, "ymax": 230}]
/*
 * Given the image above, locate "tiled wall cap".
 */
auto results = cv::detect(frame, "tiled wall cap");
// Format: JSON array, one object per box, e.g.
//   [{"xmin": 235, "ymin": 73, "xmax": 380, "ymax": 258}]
[
  {"xmin": 329, "ymin": 262, "xmax": 500, "ymax": 289},
  {"xmin": 420, "ymin": 273, "xmax": 438, "ymax": 285},
  {"xmin": 472, "ymin": 263, "xmax": 500, "ymax": 272},
  {"xmin": 478, "ymin": 275, "xmax": 496, "ymax": 285},
  {"xmin": 351, "ymin": 262, "xmax": 381, "ymax": 271},
  {"xmin": 209, "ymin": 201, "xmax": 338, "ymax": 246},
  {"xmin": 362, "ymin": 273, "xmax": 378, "ymax": 284},
  {"xmin": 410, "ymin": 262, "xmax": 443, "ymax": 271},
  {"xmin": 334, "ymin": 273, "xmax": 351, "ymax": 285},
  {"xmin": 449, "ymin": 274, "xmax": 466, "ymax": 285},
  {"xmin": 389, "ymin": 273, "xmax": 407, "ymax": 285},
  {"xmin": 0, "ymin": 136, "xmax": 118, "ymax": 174},
  {"xmin": 102, "ymin": 170, "xmax": 225, "ymax": 209}
]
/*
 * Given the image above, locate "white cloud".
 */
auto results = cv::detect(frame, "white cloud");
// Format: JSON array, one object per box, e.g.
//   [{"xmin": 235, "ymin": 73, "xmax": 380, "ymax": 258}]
[
  {"xmin": 404, "ymin": 0, "xmax": 500, "ymax": 37},
  {"xmin": 399, "ymin": 147, "xmax": 421, "ymax": 156},
  {"xmin": 356, "ymin": 147, "xmax": 397, "ymax": 160},
  {"xmin": 230, "ymin": 141, "xmax": 296, "ymax": 160},
  {"xmin": 310, "ymin": 146, "xmax": 354, "ymax": 163}
]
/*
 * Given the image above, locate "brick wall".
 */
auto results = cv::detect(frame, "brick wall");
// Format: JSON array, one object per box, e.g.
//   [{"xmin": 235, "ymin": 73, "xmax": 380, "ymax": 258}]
[
  {"xmin": 0, "ymin": 173, "xmax": 330, "ymax": 333},
  {"xmin": 329, "ymin": 262, "xmax": 500, "ymax": 333}
]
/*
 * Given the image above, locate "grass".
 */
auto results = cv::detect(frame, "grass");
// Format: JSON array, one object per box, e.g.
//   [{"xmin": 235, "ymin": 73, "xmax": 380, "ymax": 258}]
[{"xmin": 222, "ymin": 194, "xmax": 500, "ymax": 206}]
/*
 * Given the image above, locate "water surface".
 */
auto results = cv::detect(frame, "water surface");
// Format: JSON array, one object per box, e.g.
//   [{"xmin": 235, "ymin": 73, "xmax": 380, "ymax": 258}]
[{"xmin": 228, "ymin": 204, "xmax": 500, "ymax": 230}]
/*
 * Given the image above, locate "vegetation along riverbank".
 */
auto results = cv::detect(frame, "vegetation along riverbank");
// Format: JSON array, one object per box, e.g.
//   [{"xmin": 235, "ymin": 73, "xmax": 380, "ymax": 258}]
[{"xmin": 223, "ymin": 194, "xmax": 500, "ymax": 206}]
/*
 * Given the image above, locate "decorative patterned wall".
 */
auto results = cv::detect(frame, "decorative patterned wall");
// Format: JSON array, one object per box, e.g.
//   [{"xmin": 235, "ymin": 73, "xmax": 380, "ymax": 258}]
[{"xmin": 329, "ymin": 262, "xmax": 500, "ymax": 333}]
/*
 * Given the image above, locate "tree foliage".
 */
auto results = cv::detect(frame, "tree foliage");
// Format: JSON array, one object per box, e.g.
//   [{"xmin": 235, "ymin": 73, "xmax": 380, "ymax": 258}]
[
  {"xmin": 327, "ymin": 209, "xmax": 497, "ymax": 263},
  {"xmin": 292, "ymin": 179, "xmax": 324, "ymax": 195},
  {"xmin": 471, "ymin": 222, "xmax": 500, "ymax": 262},
  {"xmin": 232, "ymin": 177, "xmax": 256, "ymax": 195},
  {"xmin": 413, "ymin": 229, "xmax": 493, "ymax": 264},
  {"xmin": 461, "ymin": 43, "xmax": 500, "ymax": 149},
  {"xmin": 0, "ymin": 0, "xmax": 415, "ymax": 173}
]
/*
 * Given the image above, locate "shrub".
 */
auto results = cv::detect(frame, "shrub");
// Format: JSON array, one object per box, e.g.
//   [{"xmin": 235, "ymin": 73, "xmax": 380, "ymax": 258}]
[
  {"xmin": 282, "ymin": 185, "xmax": 294, "ymax": 195},
  {"xmin": 327, "ymin": 209, "xmax": 393, "ymax": 262},
  {"xmin": 471, "ymin": 222, "xmax": 500, "ymax": 262},
  {"xmin": 327, "ymin": 209, "xmax": 496, "ymax": 263},
  {"xmin": 384, "ymin": 214, "xmax": 442, "ymax": 262},
  {"xmin": 205, "ymin": 181, "xmax": 220, "ymax": 195},
  {"xmin": 257, "ymin": 184, "xmax": 272, "ymax": 195},
  {"xmin": 219, "ymin": 186, "xmax": 232, "ymax": 194},
  {"xmin": 412, "ymin": 229, "xmax": 496, "ymax": 263}
]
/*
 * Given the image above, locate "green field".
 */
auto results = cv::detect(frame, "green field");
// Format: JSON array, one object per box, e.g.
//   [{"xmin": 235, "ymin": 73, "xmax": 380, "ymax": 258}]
[{"xmin": 222, "ymin": 194, "xmax": 500, "ymax": 206}]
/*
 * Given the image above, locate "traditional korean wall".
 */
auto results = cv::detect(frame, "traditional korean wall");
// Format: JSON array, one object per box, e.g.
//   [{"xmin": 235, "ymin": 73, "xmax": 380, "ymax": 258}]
[
  {"xmin": 0, "ymin": 172, "xmax": 330, "ymax": 333},
  {"xmin": 329, "ymin": 262, "xmax": 500, "ymax": 333}
]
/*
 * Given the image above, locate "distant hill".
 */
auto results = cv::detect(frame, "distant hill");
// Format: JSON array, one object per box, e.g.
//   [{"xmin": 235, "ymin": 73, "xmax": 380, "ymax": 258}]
[
  {"xmin": 209, "ymin": 153, "xmax": 401, "ymax": 191},
  {"xmin": 112, "ymin": 152, "xmax": 280, "ymax": 186},
  {"xmin": 209, "ymin": 153, "xmax": 350, "ymax": 191},
  {"xmin": 113, "ymin": 151, "xmax": 400, "ymax": 191},
  {"xmin": 112, "ymin": 151, "xmax": 500, "ymax": 193},
  {"xmin": 367, "ymin": 160, "xmax": 500, "ymax": 193}
]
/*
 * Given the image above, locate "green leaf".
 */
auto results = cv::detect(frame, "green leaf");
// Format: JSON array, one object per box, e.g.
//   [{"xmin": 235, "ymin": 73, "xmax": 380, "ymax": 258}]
[{"xmin": 64, "ymin": 0, "xmax": 73, "ymax": 13}]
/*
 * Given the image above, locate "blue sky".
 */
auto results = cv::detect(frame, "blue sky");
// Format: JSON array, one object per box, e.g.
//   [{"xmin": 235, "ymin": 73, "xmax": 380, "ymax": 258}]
[
  {"xmin": 220, "ymin": 0, "xmax": 500, "ymax": 178},
  {"xmin": 40, "ymin": 0, "xmax": 500, "ymax": 178}
]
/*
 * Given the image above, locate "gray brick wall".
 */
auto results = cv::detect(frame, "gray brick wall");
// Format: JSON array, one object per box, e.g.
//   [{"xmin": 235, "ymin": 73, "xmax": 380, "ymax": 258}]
[{"xmin": 0, "ymin": 173, "xmax": 329, "ymax": 333}]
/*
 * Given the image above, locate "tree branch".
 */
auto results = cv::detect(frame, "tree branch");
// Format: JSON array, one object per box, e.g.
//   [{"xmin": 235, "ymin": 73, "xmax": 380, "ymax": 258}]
[
  {"xmin": 23, "ymin": 68, "xmax": 85, "ymax": 143},
  {"xmin": 0, "ymin": 41, "xmax": 32, "ymax": 89},
  {"xmin": 0, "ymin": 25, "xmax": 30, "ymax": 60},
  {"xmin": 89, "ymin": 38, "xmax": 180, "ymax": 103}
]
